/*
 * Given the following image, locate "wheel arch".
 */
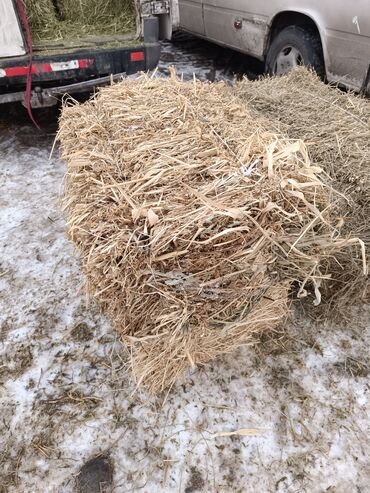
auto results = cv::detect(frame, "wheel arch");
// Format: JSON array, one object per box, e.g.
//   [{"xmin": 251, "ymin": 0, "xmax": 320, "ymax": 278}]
[{"xmin": 265, "ymin": 11, "xmax": 327, "ymax": 72}]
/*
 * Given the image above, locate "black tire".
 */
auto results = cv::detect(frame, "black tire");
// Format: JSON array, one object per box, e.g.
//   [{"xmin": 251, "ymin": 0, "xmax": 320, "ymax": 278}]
[{"xmin": 265, "ymin": 25, "xmax": 325, "ymax": 78}]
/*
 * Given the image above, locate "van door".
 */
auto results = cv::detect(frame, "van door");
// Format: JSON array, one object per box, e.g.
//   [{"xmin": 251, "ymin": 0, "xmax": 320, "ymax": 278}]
[
  {"xmin": 323, "ymin": 2, "xmax": 370, "ymax": 90},
  {"xmin": 178, "ymin": 0, "xmax": 205, "ymax": 35},
  {"xmin": 203, "ymin": 0, "xmax": 268, "ymax": 58}
]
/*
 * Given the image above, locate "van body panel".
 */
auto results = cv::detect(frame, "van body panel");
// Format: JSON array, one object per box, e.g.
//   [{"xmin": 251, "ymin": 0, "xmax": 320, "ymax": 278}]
[
  {"xmin": 0, "ymin": 0, "xmax": 26, "ymax": 57},
  {"xmin": 177, "ymin": 0, "xmax": 370, "ymax": 91},
  {"xmin": 179, "ymin": 0, "xmax": 205, "ymax": 35},
  {"xmin": 203, "ymin": 1, "xmax": 268, "ymax": 57}
]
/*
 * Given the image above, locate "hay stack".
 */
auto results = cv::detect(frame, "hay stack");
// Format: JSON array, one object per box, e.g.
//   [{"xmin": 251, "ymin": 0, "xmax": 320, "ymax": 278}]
[
  {"xmin": 24, "ymin": 0, "xmax": 58, "ymax": 41},
  {"xmin": 234, "ymin": 68, "xmax": 370, "ymax": 306},
  {"xmin": 57, "ymin": 0, "xmax": 136, "ymax": 35},
  {"xmin": 24, "ymin": 0, "xmax": 136, "ymax": 41},
  {"xmin": 59, "ymin": 73, "xmax": 365, "ymax": 392}
]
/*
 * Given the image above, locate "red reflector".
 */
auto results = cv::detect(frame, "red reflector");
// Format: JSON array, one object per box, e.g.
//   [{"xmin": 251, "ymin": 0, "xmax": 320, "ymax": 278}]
[
  {"xmin": 130, "ymin": 51, "xmax": 144, "ymax": 62},
  {"xmin": 41, "ymin": 63, "xmax": 53, "ymax": 73},
  {"xmin": 5, "ymin": 65, "xmax": 38, "ymax": 76},
  {"xmin": 1, "ymin": 58, "xmax": 95, "ymax": 78},
  {"xmin": 78, "ymin": 59, "xmax": 94, "ymax": 68}
]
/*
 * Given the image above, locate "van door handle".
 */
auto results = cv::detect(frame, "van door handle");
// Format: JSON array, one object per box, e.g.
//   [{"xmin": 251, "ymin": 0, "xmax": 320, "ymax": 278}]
[{"xmin": 234, "ymin": 19, "xmax": 242, "ymax": 30}]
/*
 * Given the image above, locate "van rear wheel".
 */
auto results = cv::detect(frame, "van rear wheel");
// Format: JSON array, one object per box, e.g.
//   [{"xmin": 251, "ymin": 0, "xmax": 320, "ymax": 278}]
[{"xmin": 265, "ymin": 25, "xmax": 325, "ymax": 78}]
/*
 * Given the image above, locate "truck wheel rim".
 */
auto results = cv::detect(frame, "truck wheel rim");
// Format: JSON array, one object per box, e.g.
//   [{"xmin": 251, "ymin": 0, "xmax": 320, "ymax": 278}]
[{"xmin": 274, "ymin": 46, "xmax": 303, "ymax": 74}]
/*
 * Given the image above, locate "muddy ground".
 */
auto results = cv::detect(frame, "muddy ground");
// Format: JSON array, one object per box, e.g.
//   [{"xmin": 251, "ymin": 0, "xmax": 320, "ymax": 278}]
[{"xmin": 0, "ymin": 35, "xmax": 369, "ymax": 493}]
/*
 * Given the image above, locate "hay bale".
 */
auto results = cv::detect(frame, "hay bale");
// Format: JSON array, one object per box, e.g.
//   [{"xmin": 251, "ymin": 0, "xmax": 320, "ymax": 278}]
[
  {"xmin": 59, "ymin": 73, "xmax": 364, "ymax": 392},
  {"xmin": 24, "ymin": 0, "xmax": 58, "ymax": 41},
  {"xmin": 24, "ymin": 0, "xmax": 136, "ymax": 41},
  {"xmin": 234, "ymin": 68, "xmax": 370, "ymax": 307},
  {"xmin": 57, "ymin": 0, "xmax": 136, "ymax": 36}
]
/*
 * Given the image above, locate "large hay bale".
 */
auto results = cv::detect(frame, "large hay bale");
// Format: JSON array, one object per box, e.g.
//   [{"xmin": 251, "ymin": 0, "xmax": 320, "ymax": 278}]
[
  {"xmin": 24, "ymin": 0, "xmax": 58, "ymax": 41},
  {"xmin": 234, "ymin": 68, "xmax": 370, "ymax": 307},
  {"xmin": 59, "ymin": 73, "xmax": 365, "ymax": 392},
  {"xmin": 57, "ymin": 0, "xmax": 136, "ymax": 35},
  {"xmin": 24, "ymin": 0, "xmax": 136, "ymax": 41}
]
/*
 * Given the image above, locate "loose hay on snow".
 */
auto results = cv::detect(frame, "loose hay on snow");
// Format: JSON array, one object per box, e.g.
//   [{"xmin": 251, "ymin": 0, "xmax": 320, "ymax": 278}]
[
  {"xmin": 234, "ymin": 68, "xmax": 370, "ymax": 307},
  {"xmin": 59, "ymin": 72, "xmax": 365, "ymax": 392}
]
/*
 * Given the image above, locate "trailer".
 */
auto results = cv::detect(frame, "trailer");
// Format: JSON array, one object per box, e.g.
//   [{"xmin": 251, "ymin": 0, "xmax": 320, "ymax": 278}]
[{"xmin": 0, "ymin": 0, "xmax": 172, "ymax": 108}]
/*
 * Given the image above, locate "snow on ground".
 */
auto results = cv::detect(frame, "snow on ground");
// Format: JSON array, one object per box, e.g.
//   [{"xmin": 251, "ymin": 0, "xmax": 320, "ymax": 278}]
[{"xmin": 1, "ymin": 38, "xmax": 369, "ymax": 493}]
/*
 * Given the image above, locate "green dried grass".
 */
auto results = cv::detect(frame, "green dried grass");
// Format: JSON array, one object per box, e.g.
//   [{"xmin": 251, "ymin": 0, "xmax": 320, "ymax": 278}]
[
  {"xmin": 58, "ymin": 0, "xmax": 136, "ymax": 35},
  {"xmin": 24, "ymin": 0, "xmax": 58, "ymax": 41},
  {"xmin": 24, "ymin": 0, "xmax": 136, "ymax": 42}
]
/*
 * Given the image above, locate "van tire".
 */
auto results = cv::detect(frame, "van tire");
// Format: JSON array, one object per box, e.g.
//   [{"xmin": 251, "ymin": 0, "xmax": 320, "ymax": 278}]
[{"xmin": 265, "ymin": 25, "xmax": 325, "ymax": 78}]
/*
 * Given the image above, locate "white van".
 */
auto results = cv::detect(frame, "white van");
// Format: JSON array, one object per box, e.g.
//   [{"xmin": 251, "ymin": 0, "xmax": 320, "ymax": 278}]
[{"xmin": 170, "ymin": 1, "xmax": 370, "ymax": 92}]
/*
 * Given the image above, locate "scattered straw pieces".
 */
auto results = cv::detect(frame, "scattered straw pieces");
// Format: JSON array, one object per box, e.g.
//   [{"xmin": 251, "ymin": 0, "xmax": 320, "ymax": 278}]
[
  {"xmin": 58, "ymin": 71, "xmax": 365, "ymax": 392},
  {"xmin": 212, "ymin": 428, "xmax": 268, "ymax": 438}
]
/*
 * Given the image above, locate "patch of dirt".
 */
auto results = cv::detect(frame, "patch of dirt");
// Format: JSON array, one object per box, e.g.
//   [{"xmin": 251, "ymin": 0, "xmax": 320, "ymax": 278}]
[
  {"xmin": 185, "ymin": 467, "xmax": 205, "ymax": 493},
  {"xmin": 0, "ymin": 345, "xmax": 33, "ymax": 384},
  {"xmin": 331, "ymin": 357, "xmax": 369, "ymax": 378},
  {"xmin": 70, "ymin": 322, "xmax": 94, "ymax": 342},
  {"xmin": 76, "ymin": 455, "xmax": 113, "ymax": 493},
  {"xmin": 0, "ymin": 444, "xmax": 25, "ymax": 493}
]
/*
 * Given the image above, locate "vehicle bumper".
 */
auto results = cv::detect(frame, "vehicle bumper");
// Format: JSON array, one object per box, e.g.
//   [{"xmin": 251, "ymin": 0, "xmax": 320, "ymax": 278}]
[{"xmin": 0, "ymin": 17, "xmax": 161, "ymax": 106}]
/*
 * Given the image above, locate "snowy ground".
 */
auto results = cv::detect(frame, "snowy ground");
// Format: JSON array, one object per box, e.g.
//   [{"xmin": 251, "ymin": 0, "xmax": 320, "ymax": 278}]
[{"xmin": 0, "ymin": 37, "xmax": 369, "ymax": 493}]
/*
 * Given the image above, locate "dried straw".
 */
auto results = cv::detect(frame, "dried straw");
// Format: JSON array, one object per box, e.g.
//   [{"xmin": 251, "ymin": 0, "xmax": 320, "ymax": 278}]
[
  {"xmin": 234, "ymin": 68, "xmax": 370, "ymax": 307},
  {"xmin": 59, "ymin": 71, "xmax": 365, "ymax": 392}
]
